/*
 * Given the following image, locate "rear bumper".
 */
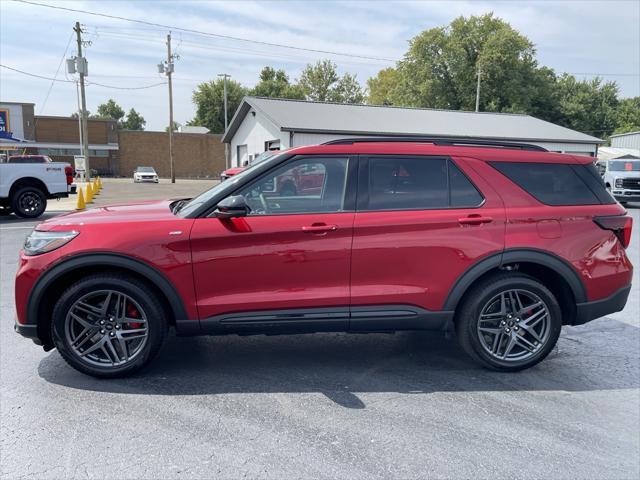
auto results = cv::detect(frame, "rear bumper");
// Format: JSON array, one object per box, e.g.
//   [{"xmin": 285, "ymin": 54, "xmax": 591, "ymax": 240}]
[{"xmin": 574, "ymin": 285, "xmax": 631, "ymax": 325}]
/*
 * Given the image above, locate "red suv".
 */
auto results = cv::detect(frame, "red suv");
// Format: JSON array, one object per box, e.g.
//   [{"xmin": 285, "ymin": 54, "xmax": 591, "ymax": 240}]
[{"xmin": 15, "ymin": 138, "xmax": 633, "ymax": 377}]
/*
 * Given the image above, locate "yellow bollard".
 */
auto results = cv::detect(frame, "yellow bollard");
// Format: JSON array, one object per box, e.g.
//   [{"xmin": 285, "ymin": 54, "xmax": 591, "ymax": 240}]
[
  {"xmin": 76, "ymin": 188, "xmax": 86, "ymax": 210},
  {"xmin": 92, "ymin": 178, "xmax": 99, "ymax": 195},
  {"xmin": 97, "ymin": 176, "xmax": 102, "ymax": 190},
  {"xmin": 86, "ymin": 182, "xmax": 94, "ymax": 203}
]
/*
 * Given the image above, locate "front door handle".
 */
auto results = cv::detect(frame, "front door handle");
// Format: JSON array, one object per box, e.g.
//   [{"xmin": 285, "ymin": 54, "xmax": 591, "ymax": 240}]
[
  {"xmin": 301, "ymin": 223, "xmax": 338, "ymax": 234},
  {"xmin": 458, "ymin": 214, "xmax": 493, "ymax": 226}
]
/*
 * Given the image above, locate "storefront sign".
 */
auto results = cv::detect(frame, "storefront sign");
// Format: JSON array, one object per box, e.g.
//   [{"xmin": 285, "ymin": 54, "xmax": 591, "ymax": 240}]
[{"xmin": 0, "ymin": 109, "xmax": 10, "ymax": 133}]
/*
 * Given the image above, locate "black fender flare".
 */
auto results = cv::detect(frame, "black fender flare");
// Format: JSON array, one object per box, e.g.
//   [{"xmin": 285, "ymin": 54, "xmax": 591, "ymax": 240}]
[
  {"xmin": 26, "ymin": 252, "xmax": 188, "ymax": 327},
  {"xmin": 443, "ymin": 248, "xmax": 587, "ymax": 311}
]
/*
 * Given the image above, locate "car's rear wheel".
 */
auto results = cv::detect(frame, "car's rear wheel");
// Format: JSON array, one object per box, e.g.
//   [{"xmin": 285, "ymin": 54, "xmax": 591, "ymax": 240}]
[
  {"xmin": 51, "ymin": 274, "xmax": 168, "ymax": 378},
  {"xmin": 11, "ymin": 186, "xmax": 47, "ymax": 218},
  {"xmin": 455, "ymin": 273, "xmax": 562, "ymax": 371}
]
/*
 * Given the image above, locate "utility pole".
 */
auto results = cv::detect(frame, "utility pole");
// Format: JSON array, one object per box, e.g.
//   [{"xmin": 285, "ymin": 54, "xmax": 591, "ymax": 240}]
[
  {"xmin": 74, "ymin": 22, "xmax": 90, "ymax": 178},
  {"xmin": 166, "ymin": 33, "xmax": 175, "ymax": 183},
  {"xmin": 475, "ymin": 64, "xmax": 482, "ymax": 113},
  {"xmin": 218, "ymin": 73, "xmax": 230, "ymax": 169}
]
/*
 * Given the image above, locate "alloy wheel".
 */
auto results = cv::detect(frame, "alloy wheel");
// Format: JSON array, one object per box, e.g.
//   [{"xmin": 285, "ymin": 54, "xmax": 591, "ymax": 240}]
[
  {"xmin": 476, "ymin": 289, "xmax": 551, "ymax": 362},
  {"xmin": 64, "ymin": 290, "xmax": 149, "ymax": 368}
]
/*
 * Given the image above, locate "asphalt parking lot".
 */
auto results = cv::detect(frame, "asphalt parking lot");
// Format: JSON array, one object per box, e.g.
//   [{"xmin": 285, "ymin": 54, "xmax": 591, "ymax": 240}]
[{"xmin": 1, "ymin": 183, "xmax": 638, "ymax": 479}]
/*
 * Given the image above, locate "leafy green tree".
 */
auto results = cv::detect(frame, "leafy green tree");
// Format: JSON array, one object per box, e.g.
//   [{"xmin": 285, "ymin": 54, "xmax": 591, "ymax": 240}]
[
  {"xmin": 554, "ymin": 75, "xmax": 619, "ymax": 137},
  {"xmin": 165, "ymin": 121, "xmax": 181, "ymax": 133},
  {"xmin": 298, "ymin": 60, "xmax": 364, "ymax": 103},
  {"xmin": 189, "ymin": 78, "xmax": 247, "ymax": 133},
  {"xmin": 613, "ymin": 97, "xmax": 640, "ymax": 134},
  {"xmin": 121, "ymin": 108, "xmax": 146, "ymax": 130},
  {"xmin": 96, "ymin": 99, "xmax": 125, "ymax": 123},
  {"xmin": 395, "ymin": 13, "xmax": 542, "ymax": 112},
  {"xmin": 251, "ymin": 66, "xmax": 305, "ymax": 99},
  {"xmin": 367, "ymin": 68, "xmax": 400, "ymax": 105},
  {"xmin": 330, "ymin": 73, "xmax": 365, "ymax": 104}
]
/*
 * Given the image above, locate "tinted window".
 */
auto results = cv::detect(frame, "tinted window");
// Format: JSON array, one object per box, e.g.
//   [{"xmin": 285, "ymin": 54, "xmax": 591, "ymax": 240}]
[
  {"xmin": 609, "ymin": 160, "xmax": 640, "ymax": 171},
  {"xmin": 363, "ymin": 157, "xmax": 482, "ymax": 211},
  {"xmin": 238, "ymin": 157, "xmax": 349, "ymax": 215},
  {"xmin": 490, "ymin": 162, "xmax": 602, "ymax": 206},
  {"xmin": 367, "ymin": 157, "xmax": 448, "ymax": 210},
  {"xmin": 449, "ymin": 161, "xmax": 484, "ymax": 207}
]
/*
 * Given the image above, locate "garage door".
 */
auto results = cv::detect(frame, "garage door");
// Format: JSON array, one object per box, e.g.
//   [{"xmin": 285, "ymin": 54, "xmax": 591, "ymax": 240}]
[{"xmin": 237, "ymin": 144, "xmax": 248, "ymax": 166}]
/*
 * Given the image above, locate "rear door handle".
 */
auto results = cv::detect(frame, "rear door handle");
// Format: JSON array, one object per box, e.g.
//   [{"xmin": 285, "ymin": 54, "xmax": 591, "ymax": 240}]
[
  {"xmin": 458, "ymin": 214, "xmax": 493, "ymax": 226},
  {"xmin": 302, "ymin": 223, "xmax": 338, "ymax": 234}
]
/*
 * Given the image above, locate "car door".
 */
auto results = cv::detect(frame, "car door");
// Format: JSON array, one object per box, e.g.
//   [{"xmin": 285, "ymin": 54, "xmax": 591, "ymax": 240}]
[
  {"xmin": 190, "ymin": 155, "xmax": 356, "ymax": 333},
  {"xmin": 349, "ymin": 155, "xmax": 505, "ymax": 330}
]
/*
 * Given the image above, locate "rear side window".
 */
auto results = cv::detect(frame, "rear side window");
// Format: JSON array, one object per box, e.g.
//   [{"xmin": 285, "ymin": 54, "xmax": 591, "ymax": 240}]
[
  {"xmin": 490, "ymin": 162, "xmax": 614, "ymax": 206},
  {"xmin": 361, "ymin": 156, "xmax": 483, "ymax": 211}
]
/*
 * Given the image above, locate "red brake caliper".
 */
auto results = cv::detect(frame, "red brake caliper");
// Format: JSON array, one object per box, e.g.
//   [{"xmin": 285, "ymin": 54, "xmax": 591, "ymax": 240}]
[{"xmin": 126, "ymin": 303, "xmax": 143, "ymax": 329}]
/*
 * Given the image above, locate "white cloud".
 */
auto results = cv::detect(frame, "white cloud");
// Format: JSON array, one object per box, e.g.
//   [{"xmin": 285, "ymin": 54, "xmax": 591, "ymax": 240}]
[{"xmin": 1, "ymin": 0, "xmax": 637, "ymax": 131}]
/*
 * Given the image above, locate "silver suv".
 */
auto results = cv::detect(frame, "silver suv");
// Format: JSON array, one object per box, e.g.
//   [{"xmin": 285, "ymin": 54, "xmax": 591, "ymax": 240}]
[{"xmin": 597, "ymin": 158, "xmax": 640, "ymax": 205}]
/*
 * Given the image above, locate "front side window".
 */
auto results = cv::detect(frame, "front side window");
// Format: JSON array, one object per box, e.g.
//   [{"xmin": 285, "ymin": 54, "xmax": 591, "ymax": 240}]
[
  {"xmin": 362, "ymin": 156, "xmax": 483, "ymax": 211},
  {"xmin": 609, "ymin": 160, "xmax": 640, "ymax": 172},
  {"xmin": 237, "ymin": 156, "xmax": 349, "ymax": 215}
]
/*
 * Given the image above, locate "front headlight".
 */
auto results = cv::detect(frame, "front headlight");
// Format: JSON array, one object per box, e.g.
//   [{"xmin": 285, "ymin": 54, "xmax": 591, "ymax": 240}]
[
  {"xmin": 24, "ymin": 230, "xmax": 79, "ymax": 256},
  {"xmin": 615, "ymin": 178, "xmax": 623, "ymax": 188}
]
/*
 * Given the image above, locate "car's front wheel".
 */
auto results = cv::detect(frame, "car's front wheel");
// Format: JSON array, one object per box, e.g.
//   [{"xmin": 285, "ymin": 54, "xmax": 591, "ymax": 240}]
[
  {"xmin": 455, "ymin": 273, "xmax": 562, "ymax": 371},
  {"xmin": 51, "ymin": 274, "xmax": 169, "ymax": 378}
]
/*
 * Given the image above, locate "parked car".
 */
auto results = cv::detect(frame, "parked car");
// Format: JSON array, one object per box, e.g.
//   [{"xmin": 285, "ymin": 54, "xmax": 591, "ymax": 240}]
[
  {"xmin": 220, "ymin": 150, "xmax": 278, "ymax": 181},
  {"xmin": 15, "ymin": 138, "xmax": 633, "ymax": 377},
  {"xmin": 133, "ymin": 166, "xmax": 159, "ymax": 183},
  {"xmin": 596, "ymin": 158, "xmax": 640, "ymax": 205},
  {"xmin": 0, "ymin": 160, "xmax": 73, "ymax": 218},
  {"xmin": 7, "ymin": 154, "xmax": 53, "ymax": 164}
]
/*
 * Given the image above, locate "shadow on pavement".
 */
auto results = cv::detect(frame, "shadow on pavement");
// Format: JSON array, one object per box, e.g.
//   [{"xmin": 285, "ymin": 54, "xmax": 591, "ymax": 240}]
[{"xmin": 38, "ymin": 318, "xmax": 639, "ymax": 408}]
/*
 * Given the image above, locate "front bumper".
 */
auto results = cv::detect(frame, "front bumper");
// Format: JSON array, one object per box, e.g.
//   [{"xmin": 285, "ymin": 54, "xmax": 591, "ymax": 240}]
[
  {"xmin": 612, "ymin": 189, "xmax": 640, "ymax": 202},
  {"xmin": 574, "ymin": 285, "xmax": 631, "ymax": 325}
]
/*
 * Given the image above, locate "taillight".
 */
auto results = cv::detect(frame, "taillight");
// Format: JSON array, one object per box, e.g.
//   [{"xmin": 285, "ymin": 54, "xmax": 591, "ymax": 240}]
[
  {"xmin": 64, "ymin": 166, "xmax": 74, "ymax": 185},
  {"xmin": 594, "ymin": 215, "xmax": 633, "ymax": 248}
]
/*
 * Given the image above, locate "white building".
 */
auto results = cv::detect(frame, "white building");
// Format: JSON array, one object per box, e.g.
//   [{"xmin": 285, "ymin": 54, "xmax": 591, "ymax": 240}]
[
  {"xmin": 610, "ymin": 131, "xmax": 640, "ymax": 150},
  {"xmin": 221, "ymin": 97, "xmax": 604, "ymax": 167}
]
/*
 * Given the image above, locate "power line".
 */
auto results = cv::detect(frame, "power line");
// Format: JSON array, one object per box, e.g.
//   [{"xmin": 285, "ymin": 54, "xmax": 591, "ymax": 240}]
[
  {"xmin": 0, "ymin": 64, "xmax": 75, "ymax": 82},
  {"xmin": 39, "ymin": 31, "xmax": 75, "ymax": 114},
  {"xmin": 1, "ymin": 64, "xmax": 167, "ymax": 89},
  {"xmin": 86, "ymin": 80, "xmax": 167, "ymax": 90},
  {"xmin": 14, "ymin": 0, "xmax": 396, "ymax": 63}
]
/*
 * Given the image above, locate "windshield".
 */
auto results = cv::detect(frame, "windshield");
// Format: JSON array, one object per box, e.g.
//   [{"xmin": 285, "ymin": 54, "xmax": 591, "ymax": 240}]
[
  {"xmin": 609, "ymin": 160, "xmax": 640, "ymax": 172},
  {"xmin": 136, "ymin": 167, "xmax": 155, "ymax": 173},
  {"xmin": 249, "ymin": 151, "xmax": 275, "ymax": 166},
  {"xmin": 177, "ymin": 161, "xmax": 267, "ymax": 217}
]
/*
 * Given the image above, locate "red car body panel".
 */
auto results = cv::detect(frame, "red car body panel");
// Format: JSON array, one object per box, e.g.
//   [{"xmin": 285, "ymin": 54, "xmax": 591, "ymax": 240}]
[
  {"xmin": 15, "ymin": 142, "xmax": 632, "ymax": 335},
  {"xmin": 190, "ymin": 213, "xmax": 354, "ymax": 319}
]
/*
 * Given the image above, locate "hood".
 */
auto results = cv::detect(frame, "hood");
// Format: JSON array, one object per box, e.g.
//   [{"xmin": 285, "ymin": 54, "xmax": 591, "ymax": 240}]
[
  {"xmin": 610, "ymin": 170, "xmax": 640, "ymax": 178},
  {"xmin": 37, "ymin": 199, "xmax": 177, "ymax": 231}
]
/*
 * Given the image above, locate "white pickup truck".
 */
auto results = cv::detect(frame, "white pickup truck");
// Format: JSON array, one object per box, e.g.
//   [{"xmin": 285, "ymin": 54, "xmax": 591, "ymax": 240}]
[{"xmin": 0, "ymin": 159, "xmax": 73, "ymax": 218}]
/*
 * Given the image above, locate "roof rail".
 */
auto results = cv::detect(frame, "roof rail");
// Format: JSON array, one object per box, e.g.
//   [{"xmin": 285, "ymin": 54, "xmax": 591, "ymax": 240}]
[{"xmin": 322, "ymin": 136, "xmax": 548, "ymax": 152}]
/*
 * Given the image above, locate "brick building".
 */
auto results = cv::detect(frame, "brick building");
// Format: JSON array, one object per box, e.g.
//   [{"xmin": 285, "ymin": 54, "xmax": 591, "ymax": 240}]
[{"xmin": 0, "ymin": 101, "xmax": 224, "ymax": 178}]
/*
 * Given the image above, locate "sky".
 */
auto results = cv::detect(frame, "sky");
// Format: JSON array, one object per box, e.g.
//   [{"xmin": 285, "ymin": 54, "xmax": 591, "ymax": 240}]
[{"xmin": 1, "ymin": 0, "xmax": 639, "ymax": 131}]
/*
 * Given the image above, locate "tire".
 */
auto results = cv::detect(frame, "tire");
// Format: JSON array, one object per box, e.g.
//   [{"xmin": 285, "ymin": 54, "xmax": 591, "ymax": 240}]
[
  {"xmin": 11, "ymin": 186, "xmax": 47, "ymax": 218},
  {"xmin": 51, "ymin": 274, "xmax": 169, "ymax": 378},
  {"xmin": 455, "ymin": 272, "xmax": 562, "ymax": 372}
]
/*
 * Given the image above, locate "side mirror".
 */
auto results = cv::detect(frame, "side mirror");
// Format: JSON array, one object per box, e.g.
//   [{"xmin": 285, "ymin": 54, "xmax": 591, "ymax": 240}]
[{"xmin": 214, "ymin": 195, "xmax": 250, "ymax": 219}]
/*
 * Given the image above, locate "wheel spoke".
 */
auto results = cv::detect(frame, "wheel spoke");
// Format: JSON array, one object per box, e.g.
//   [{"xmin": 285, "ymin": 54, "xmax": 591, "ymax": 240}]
[
  {"xmin": 104, "ymin": 338, "xmax": 120, "ymax": 364},
  {"xmin": 519, "ymin": 323, "xmax": 542, "ymax": 342},
  {"xmin": 502, "ymin": 335, "xmax": 517, "ymax": 359},
  {"xmin": 78, "ymin": 339, "xmax": 104, "ymax": 357},
  {"xmin": 514, "ymin": 334, "xmax": 537, "ymax": 352},
  {"xmin": 76, "ymin": 301, "xmax": 101, "ymax": 315},
  {"xmin": 69, "ymin": 312, "xmax": 96, "ymax": 330}
]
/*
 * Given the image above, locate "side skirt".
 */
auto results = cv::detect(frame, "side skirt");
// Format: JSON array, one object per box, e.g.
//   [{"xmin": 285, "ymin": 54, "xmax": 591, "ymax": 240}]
[{"xmin": 175, "ymin": 305, "xmax": 454, "ymax": 336}]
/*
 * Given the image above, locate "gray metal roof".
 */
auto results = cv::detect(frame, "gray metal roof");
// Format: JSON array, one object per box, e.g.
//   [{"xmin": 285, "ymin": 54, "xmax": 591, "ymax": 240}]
[{"xmin": 222, "ymin": 96, "xmax": 604, "ymax": 145}]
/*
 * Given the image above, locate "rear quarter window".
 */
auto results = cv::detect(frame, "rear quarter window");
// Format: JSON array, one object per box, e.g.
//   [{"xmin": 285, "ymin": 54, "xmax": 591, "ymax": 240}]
[{"xmin": 490, "ymin": 162, "xmax": 614, "ymax": 206}]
